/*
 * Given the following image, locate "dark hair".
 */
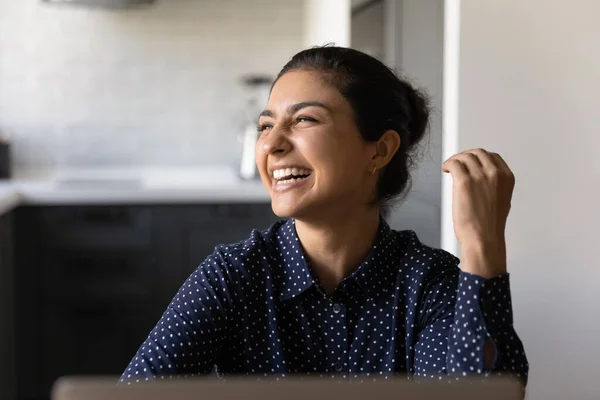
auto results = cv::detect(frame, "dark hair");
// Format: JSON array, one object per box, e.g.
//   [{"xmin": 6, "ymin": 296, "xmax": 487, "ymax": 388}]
[{"xmin": 274, "ymin": 46, "xmax": 430, "ymax": 208}]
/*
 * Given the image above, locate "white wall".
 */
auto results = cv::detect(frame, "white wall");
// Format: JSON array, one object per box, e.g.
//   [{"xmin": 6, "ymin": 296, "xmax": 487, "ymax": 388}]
[
  {"xmin": 0, "ymin": 0, "xmax": 303, "ymax": 168},
  {"xmin": 455, "ymin": 1, "xmax": 600, "ymax": 398},
  {"xmin": 303, "ymin": 0, "xmax": 350, "ymax": 48}
]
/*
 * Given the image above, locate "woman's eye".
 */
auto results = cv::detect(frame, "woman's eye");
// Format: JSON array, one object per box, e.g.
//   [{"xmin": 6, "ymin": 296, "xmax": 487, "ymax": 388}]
[
  {"xmin": 257, "ymin": 124, "xmax": 273, "ymax": 133},
  {"xmin": 297, "ymin": 116, "xmax": 317, "ymax": 123}
]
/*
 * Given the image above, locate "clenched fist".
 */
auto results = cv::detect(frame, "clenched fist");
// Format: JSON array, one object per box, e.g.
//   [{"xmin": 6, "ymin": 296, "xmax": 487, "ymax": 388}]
[{"xmin": 442, "ymin": 148, "xmax": 515, "ymax": 279}]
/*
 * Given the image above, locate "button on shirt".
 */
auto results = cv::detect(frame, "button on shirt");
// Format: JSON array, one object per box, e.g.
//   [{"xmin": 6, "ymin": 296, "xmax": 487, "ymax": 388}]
[{"xmin": 122, "ymin": 218, "xmax": 528, "ymax": 383}]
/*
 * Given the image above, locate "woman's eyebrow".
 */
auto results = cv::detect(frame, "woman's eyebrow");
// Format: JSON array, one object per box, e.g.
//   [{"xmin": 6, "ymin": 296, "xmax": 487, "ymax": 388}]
[
  {"xmin": 287, "ymin": 101, "xmax": 330, "ymax": 114},
  {"xmin": 259, "ymin": 109, "xmax": 274, "ymax": 118},
  {"xmin": 259, "ymin": 101, "xmax": 330, "ymax": 119}
]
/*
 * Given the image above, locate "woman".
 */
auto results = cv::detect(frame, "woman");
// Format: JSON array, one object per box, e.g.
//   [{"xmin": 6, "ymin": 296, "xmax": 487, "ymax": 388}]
[{"xmin": 121, "ymin": 47, "xmax": 528, "ymax": 383}]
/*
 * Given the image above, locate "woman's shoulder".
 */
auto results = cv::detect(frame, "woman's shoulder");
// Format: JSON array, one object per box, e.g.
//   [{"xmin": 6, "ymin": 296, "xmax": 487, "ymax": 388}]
[
  {"xmin": 390, "ymin": 228, "xmax": 461, "ymax": 285},
  {"xmin": 392, "ymin": 228, "xmax": 459, "ymax": 264},
  {"xmin": 198, "ymin": 219, "xmax": 288, "ymax": 273}
]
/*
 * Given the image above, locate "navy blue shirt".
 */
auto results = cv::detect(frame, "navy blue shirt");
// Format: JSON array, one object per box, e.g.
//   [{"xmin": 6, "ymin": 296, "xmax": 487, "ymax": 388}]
[{"xmin": 122, "ymin": 218, "xmax": 528, "ymax": 383}]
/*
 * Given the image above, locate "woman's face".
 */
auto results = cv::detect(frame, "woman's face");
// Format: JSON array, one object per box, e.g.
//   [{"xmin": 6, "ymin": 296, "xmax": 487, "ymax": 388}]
[{"xmin": 256, "ymin": 70, "xmax": 377, "ymax": 219}]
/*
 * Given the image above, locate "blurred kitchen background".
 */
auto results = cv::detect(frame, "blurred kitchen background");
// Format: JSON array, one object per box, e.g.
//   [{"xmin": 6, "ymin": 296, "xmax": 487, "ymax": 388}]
[
  {"xmin": 2, "ymin": 0, "xmax": 598, "ymax": 400},
  {"xmin": 0, "ymin": 0, "xmax": 443, "ymax": 241},
  {"xmin": 0, "ymin": 1, "xmax": 444, "ymax": 399}
]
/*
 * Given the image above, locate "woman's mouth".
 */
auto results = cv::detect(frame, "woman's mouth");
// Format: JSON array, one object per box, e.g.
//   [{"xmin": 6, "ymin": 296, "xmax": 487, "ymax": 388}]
[{"xmin": 271, "ymin": 167, "xmax": 312, "ymax": 192}]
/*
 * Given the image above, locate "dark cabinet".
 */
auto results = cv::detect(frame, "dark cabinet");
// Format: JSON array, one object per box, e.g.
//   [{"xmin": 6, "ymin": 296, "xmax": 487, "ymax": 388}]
[
  {"xmin": 150, "ymin": 204, "xmax": 278, "ymax": 300},
  {"xmin": 181, "ymin": 204, "xmax": 277, "ymax": 277},
  {"xmin": 0, "ymin": 212, "xmax": 16, "ymax": 400},
  {"xmin": 13, "ymin": 203, "xmax": 278, "ymax": 400}
]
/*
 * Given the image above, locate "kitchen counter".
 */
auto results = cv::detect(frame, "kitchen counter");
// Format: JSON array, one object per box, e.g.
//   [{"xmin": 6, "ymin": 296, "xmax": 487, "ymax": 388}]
[
  {"xmin": 0, "ymin": 166, "xmax": 270, "ymax": 215},
  {"xmin": 0, "ymin": 185, "xmax": 21, "ymax": 216}
]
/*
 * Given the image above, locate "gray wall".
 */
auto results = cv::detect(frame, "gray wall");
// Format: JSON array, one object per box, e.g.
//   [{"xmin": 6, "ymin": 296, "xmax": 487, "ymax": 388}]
[
  {"xmin": 0, "ymin": 0, "xmax": 303, "ymax": 168},
  {"xmin": 458, "ymin": 1, "xmax": 600, "ymax": 398},
  {"xmin": 385, "ymin": 0, "xmax": 444, "ymax": 247},
  {"xmin": 351, "ymin": 0, "xmax": 384, "ymax": 60}
]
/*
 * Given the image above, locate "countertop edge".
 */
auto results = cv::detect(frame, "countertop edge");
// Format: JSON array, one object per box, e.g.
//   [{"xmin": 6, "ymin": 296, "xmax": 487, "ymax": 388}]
[
  {"xmin": 0, "ymin": 167, "xmax": 273, "ymax": 215},
  {"xmin": 0, "ymin": 185, "xmax": 271, "ymax": 215},
  {"xmin": 0, "ymin": 190, "xmax": 22, "ymax": 216}
]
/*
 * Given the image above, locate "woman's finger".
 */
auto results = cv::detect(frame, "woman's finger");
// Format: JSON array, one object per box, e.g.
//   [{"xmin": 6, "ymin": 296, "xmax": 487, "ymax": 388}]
[
  {"xmin": 489, "ymin": 152, "xmax": 512, "ymax": 175},
  {"xmin": 465, "ymin": 148, "xmax": 497, "ymax": 173},
  {"xmin": 442, "ymin": 158, "xmax": 470, "ymax": 183},
  {"xmin": 452, "ymin": 152, "xmax": 485, "ymax": 179}
]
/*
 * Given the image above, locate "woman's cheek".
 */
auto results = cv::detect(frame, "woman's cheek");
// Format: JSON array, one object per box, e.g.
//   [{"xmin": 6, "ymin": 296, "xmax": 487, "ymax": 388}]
[{"xmin": 299, "ymin": 132, "xmax": 333, "ymax": 156}]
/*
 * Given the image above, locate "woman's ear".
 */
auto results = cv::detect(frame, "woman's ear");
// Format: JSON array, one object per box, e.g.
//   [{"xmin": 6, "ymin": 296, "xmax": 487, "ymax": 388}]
[{"xmin": 372, "ymin": 130, "xmax": 401, "ymax": 168}]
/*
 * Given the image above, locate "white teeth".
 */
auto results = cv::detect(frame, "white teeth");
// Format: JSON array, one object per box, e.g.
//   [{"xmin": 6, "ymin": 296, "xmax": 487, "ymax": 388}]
[
  {"xmin": 278, "ymin": 176, "xmax": 307, "ymax": 185},
  {"xmin": 272, "ymin": 167, "xmax": 311, "ymax": 180}
]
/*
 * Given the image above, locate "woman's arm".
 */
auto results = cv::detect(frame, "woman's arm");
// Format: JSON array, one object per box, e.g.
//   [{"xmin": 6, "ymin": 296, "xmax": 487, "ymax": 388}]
[
  {"xmin": 421, "ymin": 150, "xmax": 528, "ymax": 380},
  {"xmin": 120, "ymin": 248, "xmax": 236, "ymax": 383},
  {"xmin": 413, "ymin": 265, "xmax": 528, "ymax": 383}
]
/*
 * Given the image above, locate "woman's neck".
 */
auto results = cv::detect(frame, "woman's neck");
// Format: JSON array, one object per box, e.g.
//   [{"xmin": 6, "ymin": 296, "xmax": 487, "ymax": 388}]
[{"xmin": 294, "ymin": 207, "xmax": 381, "ymax": 294}]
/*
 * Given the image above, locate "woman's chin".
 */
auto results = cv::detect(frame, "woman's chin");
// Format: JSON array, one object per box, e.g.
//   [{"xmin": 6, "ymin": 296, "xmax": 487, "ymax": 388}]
[
  {"xmin": 270, "ymin": 201, "xmax": 300, "ymax": 219},
  {"xmin": 270, "ymin": 194, "xmax": 315, "ymax": 219}
]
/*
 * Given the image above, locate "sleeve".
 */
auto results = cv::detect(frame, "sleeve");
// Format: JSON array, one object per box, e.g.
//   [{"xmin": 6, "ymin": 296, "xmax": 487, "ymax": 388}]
[
  {"xmin": 120, "ymin": 248, "xmax": 236, "ymax": 383},
  {"xmin": 413, "ymin": 265, "xmax": 529, "ymax": 384}
]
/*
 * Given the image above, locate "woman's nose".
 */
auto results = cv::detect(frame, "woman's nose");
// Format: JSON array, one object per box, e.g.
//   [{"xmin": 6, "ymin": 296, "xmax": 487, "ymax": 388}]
[{"xmin": 261, "ymin": 127, "xmax": 291, "ymax": 155}]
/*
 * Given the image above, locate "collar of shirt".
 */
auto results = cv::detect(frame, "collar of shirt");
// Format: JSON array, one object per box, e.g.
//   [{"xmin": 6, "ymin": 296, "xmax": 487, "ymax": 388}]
[{"xmin": 275, "ymin": 216, "xmax": 403, "ymax": 302}]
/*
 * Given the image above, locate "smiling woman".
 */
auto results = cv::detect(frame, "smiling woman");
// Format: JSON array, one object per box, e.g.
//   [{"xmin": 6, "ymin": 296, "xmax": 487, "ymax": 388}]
[
  {"xmin": 122, "ymin": 46, "xmax": 528, "ymax": 386},
  {"xmin": 256, "ymin": 48, "xmax": 427, "ymax": 222}
]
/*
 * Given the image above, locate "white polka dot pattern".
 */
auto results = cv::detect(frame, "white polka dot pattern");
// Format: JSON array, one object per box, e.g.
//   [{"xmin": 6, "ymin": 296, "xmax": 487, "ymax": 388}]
[{"xmin": 121, "ymin": 218, "xmax": 528, "ymax": 384}]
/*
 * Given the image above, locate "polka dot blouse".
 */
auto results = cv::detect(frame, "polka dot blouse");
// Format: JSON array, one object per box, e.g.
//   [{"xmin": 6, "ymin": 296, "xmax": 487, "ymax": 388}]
[{"xmin": 121, "ymin": 218, "xmax": 528, "ymax": 383}]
